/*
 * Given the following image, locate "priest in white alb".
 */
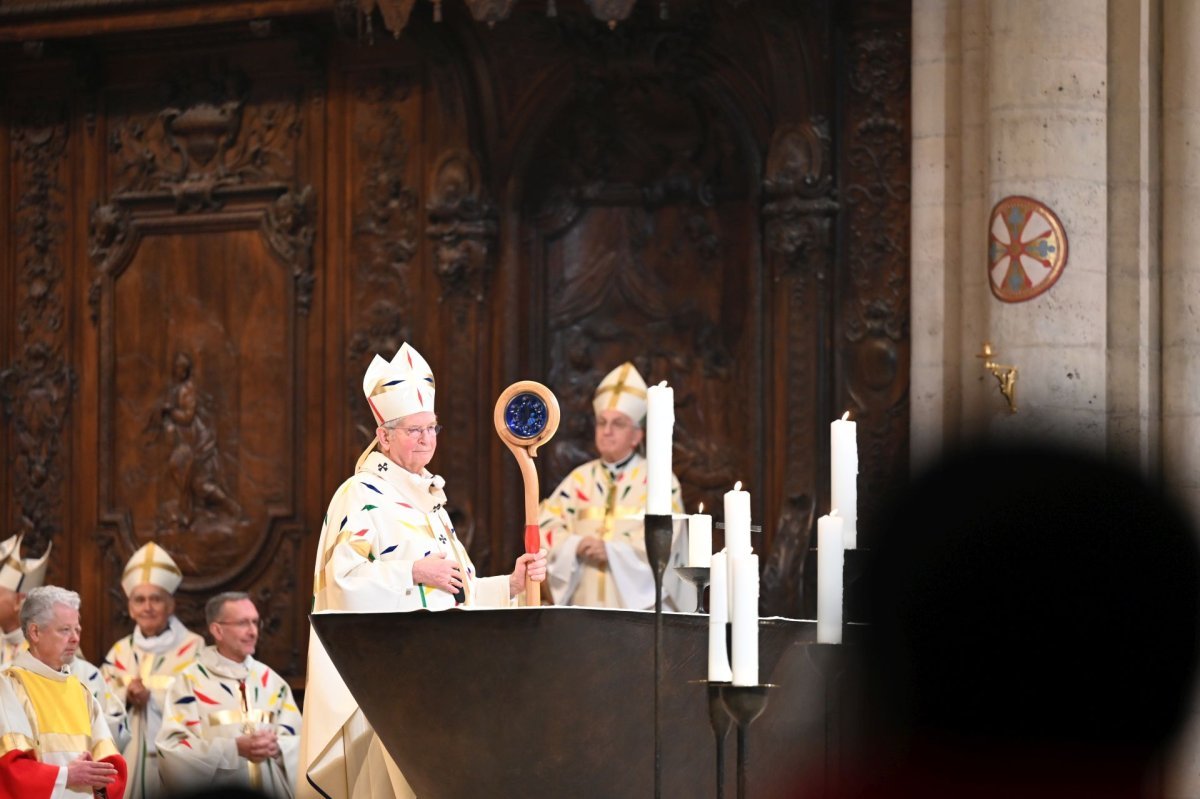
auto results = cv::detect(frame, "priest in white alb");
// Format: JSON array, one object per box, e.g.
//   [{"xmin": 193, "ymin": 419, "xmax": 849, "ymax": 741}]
[
  {"xmin": 157, "ymin": 591, "xmax": 301, "ymax": 798},
  {"xmin": 299, "ymin": 342, "xmax": 548, "ymax": 799},
  {"xmin": 0, "ymin": 534, "xmax": 128, "ymax": 750},
  {"xmin": 0, "ymin": 586, "xmax": 126, "ymax": 798},
  {"xmin": 538, "ymin": 362, "xmax": 692, "ymax": 610},
  {"xmin": 101, "ymin": 543, "xmax": 204, "ymax": 799}
]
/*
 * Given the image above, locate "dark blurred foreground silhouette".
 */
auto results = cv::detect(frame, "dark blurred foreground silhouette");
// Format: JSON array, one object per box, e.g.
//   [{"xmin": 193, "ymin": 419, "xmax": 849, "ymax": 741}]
[{"xmin": 834, "ymin": 443, "xmax": 1200, "ymax": 798}]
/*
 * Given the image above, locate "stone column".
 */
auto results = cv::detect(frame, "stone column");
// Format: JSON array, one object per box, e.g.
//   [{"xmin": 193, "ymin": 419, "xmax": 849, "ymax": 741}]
[
  {"xmin": 983, "ymin": 0, "xmax": 1109, "ymax": 446},
  {"xmin": 1106, "ymin": 0, "xmax": 1161, "ymax": 472},
  {"xmin": 1161, "ymin": 0, "xmax": 1200, "ymax": 522},
  {"xmin": 910, "ymin": 0, "xmax": 963, "ymax": 469}
]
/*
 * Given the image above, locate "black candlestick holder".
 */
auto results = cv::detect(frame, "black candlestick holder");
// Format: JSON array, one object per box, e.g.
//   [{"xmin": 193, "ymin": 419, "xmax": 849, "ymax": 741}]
[
  {"xmin": 674, "ymin": 565, "xmax": 710, "ymax": 613},
  {"xmin": 719, "ymin": 683, "xmax": 774, "ymax": 799},
  {"xmin": 643, "ymin": 512, "xmax": 675, "ymax": 799},
  {"xmin": 707, "ymin": 681, "xmax": 732, "ymax": 799}
]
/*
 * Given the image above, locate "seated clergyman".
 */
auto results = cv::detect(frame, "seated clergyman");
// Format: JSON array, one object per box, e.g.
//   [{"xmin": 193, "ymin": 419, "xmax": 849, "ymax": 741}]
[
  {"xmin": 0, "ymin": 534, "xmax": 128, "ymax": 749},
  {"xmin": 156, "ymin": 591, "xmax": 301, "ymax": 798},
  {"xmin": 0, "ymin": 585, "xmax": 127, "ymax": 798}
]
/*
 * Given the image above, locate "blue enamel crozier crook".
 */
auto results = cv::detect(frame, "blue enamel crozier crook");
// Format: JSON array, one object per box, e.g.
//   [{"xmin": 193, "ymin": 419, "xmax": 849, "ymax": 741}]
[{"xmin": 493, "ymin": 381, "xmax": 561, "ymax": 606}]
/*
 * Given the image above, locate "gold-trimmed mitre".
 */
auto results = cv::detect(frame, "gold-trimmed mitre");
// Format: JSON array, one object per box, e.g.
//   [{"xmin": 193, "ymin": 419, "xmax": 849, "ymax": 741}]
[
  {"xmin": 121, "ymin": 542, "xmax": 183, "ymax": 596},
  {"xmin": 363, "ymin": 342, "xmax": 436, "ymax": 426},
  {"xmin": 592, "ymin": 362, "xmax": 648, "ymax": 424},
  {"xmin": 0, "ymin": 535, "xmax": 51, "ymax": 593}
]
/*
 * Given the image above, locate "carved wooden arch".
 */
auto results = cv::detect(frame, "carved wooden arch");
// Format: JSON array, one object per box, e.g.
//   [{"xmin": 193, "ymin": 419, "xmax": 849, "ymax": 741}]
[{"xmin": 88, "ymin": 180, "xmax": 316, "ymax": 594}]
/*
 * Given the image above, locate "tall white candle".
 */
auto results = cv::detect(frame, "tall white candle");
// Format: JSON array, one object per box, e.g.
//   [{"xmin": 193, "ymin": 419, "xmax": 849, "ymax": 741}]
[
  {"xmin": 707, "ymin": 550, "xmax": 732, "ymax": 682},
  {"xmin": 688, "ymin": 503, "xmax": 712, "ymax": 567},
  {"xmin": 723, "ymin": 481, "xmax": 752, "ymax": 556},
  {"xmin": 730, "ymin": 553, "xmax": 760, "ymax": 686},
  {"xmin": 831, "ymin": 412, "xmax": 859, "ymax": 549},
  {"xmin": 646, "ymin": 381, "xmax": 674, "ymax": 516},
  {"xmin": 817, "ymin": 511, "xmax": 844, "ymax": 644}
]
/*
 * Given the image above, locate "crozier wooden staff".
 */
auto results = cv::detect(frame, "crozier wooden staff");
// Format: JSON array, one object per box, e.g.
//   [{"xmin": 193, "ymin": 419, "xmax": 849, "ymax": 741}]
[{"xmin": 494, "ymin": 381, "xmax": 561, "ymax": 606}]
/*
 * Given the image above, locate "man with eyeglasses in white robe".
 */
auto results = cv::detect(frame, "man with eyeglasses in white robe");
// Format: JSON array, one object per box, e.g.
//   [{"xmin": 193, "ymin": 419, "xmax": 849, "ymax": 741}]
[{"xmin": 157, "ymin": 591, "xmax": 301, "ymax": 798}]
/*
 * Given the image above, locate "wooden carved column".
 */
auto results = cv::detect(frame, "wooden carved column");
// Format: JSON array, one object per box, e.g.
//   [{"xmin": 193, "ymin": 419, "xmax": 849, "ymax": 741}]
[
  {"xmin": 838, "ymin": 15, "xmax": 912, "ymax": 546},
  {"xmin": 0, "ymin": 101, "xmax": 74, "ymax": 573},
  {"xmin": 760, "ymin": 120, "xmax": 838, "ymax": 617},
  {"xmin": 426, "ymin": 149, "xmax": 496, "ymax": 567}
]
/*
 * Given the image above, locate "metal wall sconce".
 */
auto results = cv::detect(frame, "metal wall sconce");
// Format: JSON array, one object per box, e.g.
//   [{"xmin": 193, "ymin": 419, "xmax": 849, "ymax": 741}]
[{"xmin": 977, "ymin": 342, "xmax": 1018, "ymax": 413}]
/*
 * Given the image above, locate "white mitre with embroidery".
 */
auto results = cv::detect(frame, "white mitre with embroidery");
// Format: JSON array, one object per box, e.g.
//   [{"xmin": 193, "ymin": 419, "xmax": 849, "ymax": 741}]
[
  {"xmin": 363, "ymin": 342, "xmax": 436, "ymax": 425},
  {"xmin": 121, "ymin": 542, "xmax": 183, "ymax": 596},
  {"xmin": 593, "ymin": 362, "xmax": 648, "ymax": 424},
  {"xmin": 0, "ymin": 534, "xmax": 51, "ymax": 593}
]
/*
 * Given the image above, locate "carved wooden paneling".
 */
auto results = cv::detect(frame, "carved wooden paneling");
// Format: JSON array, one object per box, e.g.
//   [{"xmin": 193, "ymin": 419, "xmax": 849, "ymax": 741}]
[
  {"xmin": 86, "ymin": 54, "xmax": 317, "ymax": 675},
  {"xmin": 0, "ymin": 97, "xmax": 74, "ymax": 578}
]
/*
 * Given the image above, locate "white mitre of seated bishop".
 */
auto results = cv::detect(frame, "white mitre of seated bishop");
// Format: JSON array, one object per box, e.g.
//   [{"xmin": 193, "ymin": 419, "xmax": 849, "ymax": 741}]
[
  {"xmin": 121, "ymin": 542, "xmax": 183, "ymax": 596},
  {"xmin": 0, "ymin": 534, "xmax": 51, "ymax": 593},
  {"xmin": 593, "ymin": 362, "xmax": 648, "ymax": 425}
]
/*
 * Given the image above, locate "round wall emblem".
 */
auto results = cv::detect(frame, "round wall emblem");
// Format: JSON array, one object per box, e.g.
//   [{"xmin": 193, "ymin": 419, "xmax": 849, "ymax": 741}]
[{"xmin": 987, "ymin": 196, "xmax": 1068, "ymax": 303}]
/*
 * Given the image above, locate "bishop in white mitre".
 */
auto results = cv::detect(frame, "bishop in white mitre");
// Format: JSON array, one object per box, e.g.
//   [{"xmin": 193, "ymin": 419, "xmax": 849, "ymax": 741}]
[
  {"xmin": 101, "ymin": 543, "xmax": 204, "ymax": 799},
  {"xmin": 299, "ymin": 342, "xmax": 547, "ymax": 799},
  {"xmin": 0, "ymin": 534, "xmax": 129, "ymax": 751},
  {"xmin": 157, "ymin": 591, "xmax": 301, "ymax": 798},
  {"xmin": 538, "ymin": 362, "xmax": 693, "ymax": 610}
]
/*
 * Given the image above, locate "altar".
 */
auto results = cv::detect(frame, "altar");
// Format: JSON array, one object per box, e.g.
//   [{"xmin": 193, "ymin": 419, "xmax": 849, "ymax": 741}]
[{"xmin": 311, "ymin": 607, "xmax": 866, "ymax": 798}]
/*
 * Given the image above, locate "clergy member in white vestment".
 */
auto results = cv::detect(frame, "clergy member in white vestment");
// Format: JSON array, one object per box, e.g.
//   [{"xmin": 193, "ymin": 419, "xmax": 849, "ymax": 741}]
[
  {"xmin": 157, "ymin": 591, "xmax": 301, "ymax": 798},
  {"xmin": 538, "ymin": 362, "xmax": 692, "ymax": 610},
  {"xmin": 0, "ymin": 534, "xmax": 129, "ymax": 751},
  {"xmin": 101, "ymin": 543, "xmax": 204, "ymax": 799},
  {"xmin": 299, "ymin": 341, "xmax": 548, "ymax": 799},
  {"xmin": 0, "ymin": 586, "xmax": 126, "ymax": 798}
]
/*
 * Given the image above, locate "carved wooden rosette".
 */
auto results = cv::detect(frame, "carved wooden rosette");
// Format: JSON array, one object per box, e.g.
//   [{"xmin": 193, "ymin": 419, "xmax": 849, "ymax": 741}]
[
  {"xmin": 88, "ymin": 65, "xmax": 315, "ymax": 673},
  {"xmin": 0, "ymin": 108, "xmax": 74, "ymax": 568}
]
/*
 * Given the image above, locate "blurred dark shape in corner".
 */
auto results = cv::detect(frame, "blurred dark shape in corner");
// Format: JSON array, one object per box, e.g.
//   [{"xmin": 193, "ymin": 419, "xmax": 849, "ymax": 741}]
[{"xmin": 854, "ymin": 442, "xmax": 1200, "ymax": 799}]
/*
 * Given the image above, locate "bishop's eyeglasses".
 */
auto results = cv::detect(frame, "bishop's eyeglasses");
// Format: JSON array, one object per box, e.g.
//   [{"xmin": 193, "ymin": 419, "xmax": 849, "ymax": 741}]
[{"xmin": 390, "ymin": 424, "xmax": 443, "ymax": 439}]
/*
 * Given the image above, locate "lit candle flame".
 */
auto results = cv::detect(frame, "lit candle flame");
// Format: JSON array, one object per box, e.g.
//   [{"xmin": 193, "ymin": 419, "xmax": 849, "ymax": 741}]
[
  {"xmin": 830, "ymin": 509, "xmax": 839, "ymax": 517},
  {"xmin": 841, "ymin": 411, "xmax": 850, "ymax": 421},
  {"xmin": 698, "ymin": 502, "xmax": 705, "ymax": 514},
  {"xmin": 734, "ymin": 481, "xmax": 742, "ymax": 491},
  {"xmin": 658, "ymin": 380, "xmax": 668, "ymax": 387}
]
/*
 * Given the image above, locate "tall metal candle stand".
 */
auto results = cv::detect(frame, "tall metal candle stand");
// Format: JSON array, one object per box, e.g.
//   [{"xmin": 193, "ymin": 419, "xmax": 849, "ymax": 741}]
[{"xmin": 643, "ymin": 512, "xmax": 675, "ymax": 799}]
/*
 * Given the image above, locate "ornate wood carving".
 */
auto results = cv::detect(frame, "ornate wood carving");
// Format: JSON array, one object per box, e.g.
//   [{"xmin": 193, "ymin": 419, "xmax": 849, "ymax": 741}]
[
  {"xmin": 0, "ymin": 106, "xmax": 73, "ymax": 562},
  {"xmin": 426, "ymin": 148, "xmax": 497, "ymax": 558},
  {"xmin": 761, "ymin": 119, "xmax": 837, "ymax": 615},
  {"xmin": 427, "ymin": 150, "xmax": 496, "ymax": 306},
  {"xmin": 345, "ymin": 76, "xmax": 421, "ymax": 450},
  {"xmin": 83, "ymin": 58, "xmax": 317, "ymax": 675},
  {"xmin": 840, "ymin": 22, "xmax": 911, "ymax": 547}
]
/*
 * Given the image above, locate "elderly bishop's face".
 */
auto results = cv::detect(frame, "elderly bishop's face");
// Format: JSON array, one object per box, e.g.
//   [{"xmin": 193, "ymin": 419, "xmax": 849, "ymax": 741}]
[
  {"xmin": 378, "ymin": 411, "xmax": 439, "ymax": 474},
  {"xmin": 594, "ymin": 409, "xmax": 643, "ymax": 464}
]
